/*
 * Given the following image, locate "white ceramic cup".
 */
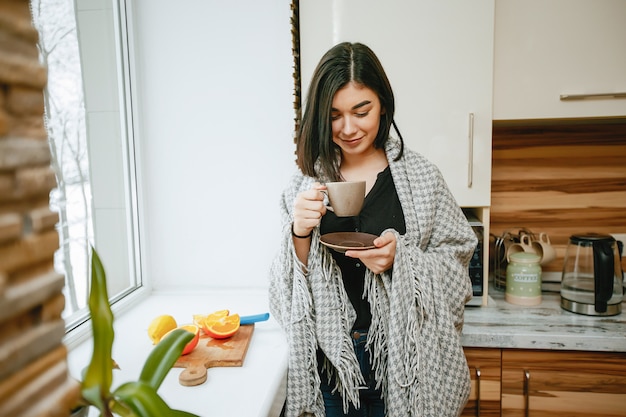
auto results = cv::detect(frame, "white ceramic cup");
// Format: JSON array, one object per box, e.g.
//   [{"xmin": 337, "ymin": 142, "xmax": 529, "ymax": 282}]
[
  {"xmin": 323, "ymin": 181, "xmax": 366, "ymax": 217},
  {"xmin": 506, "ymin": 234, "xmax": 536, "ymax": 261},
  {"xmin": 531, "ymin": 232, "xmax": 556, "ymax": 266}
]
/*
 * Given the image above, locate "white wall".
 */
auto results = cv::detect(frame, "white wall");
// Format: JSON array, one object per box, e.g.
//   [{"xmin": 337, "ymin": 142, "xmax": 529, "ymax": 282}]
[{"xmin": 131, "ymin": 0, "xmax": 295, "ymax": 291}]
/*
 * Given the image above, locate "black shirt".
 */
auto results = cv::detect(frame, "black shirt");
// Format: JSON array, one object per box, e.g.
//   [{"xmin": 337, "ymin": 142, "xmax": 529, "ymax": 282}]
[{"xmin": 320, "ymin": 166, "xmax": 406, "ymax": 330}]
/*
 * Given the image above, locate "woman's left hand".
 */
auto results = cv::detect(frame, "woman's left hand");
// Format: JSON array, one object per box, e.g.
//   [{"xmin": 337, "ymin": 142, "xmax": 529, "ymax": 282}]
[{"xmin": 345, "ymin": 232, "xmax": 396, "ymax": 274}]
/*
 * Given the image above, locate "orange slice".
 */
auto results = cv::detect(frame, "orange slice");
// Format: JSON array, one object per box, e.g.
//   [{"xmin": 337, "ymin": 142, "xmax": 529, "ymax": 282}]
[
  {"xmin": 199, "ymin": 313, "xmax": 240, "ymax": 339},
  {"xmin": 193, "ymin": 309, "xmax": 229, "ymax": 328},
  {"xmin": 161, "ymin": 324, "xmax": 200, "ymax": 355}
]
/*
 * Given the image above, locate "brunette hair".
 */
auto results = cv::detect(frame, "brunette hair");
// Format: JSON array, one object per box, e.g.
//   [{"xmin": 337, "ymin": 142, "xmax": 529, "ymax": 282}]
[{"xmin": 296, "ymin": 42, "xmax": 404, "ymax": 181}]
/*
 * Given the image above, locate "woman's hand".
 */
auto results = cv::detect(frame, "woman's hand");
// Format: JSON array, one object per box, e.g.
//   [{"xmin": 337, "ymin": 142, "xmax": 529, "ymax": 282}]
[
  {"xmin": 345, "ymin": 232, "xmax": 396, "ymax": 274},
  {"xmin": 292, "ymin": 183, "xmax": 327, "ymax": 238}
]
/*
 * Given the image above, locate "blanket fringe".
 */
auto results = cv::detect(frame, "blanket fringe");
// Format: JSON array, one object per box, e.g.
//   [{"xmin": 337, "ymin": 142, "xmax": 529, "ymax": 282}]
[
  {"xmin": 316, "ymin": 244, "xmax": 366, "ymax": 413},
  {"xmin": 364, "ymin": 271, "xmax": 389, "ymax": 398}
]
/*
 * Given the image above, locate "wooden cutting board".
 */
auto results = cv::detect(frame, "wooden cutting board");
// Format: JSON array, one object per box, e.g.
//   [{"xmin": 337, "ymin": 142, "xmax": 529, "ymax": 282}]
[{"xmin": 173, "ymin": 324, "xmax": 254, "ymax": 386}]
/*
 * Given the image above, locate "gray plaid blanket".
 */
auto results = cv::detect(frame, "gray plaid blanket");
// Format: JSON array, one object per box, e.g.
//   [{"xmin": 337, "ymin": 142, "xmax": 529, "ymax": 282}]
[{"xmin": 269, "ymin": 136, "xmax": 476, "ymax": 417}]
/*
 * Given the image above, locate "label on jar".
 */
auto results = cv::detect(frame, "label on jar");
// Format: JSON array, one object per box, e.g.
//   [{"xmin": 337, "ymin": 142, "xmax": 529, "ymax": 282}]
[
  {"xmin": 512, "ymin": 273, "xmax": 539, "ymax": 283},
  {"xmin": 506, "ymin": 262, "xmax": 542, "ymax": 305}
]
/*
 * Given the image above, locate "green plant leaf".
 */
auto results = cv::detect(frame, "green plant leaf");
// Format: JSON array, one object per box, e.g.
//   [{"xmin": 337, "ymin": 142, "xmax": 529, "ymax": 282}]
[
  {"xmin": 109, "ymin": 400, "xmax": 134, "ymax": 417},
  {"xmin": 81, "ymin": 247, "xmax": 114, "ymax": 412},
  {"xmin": 139, "ymin": 328, "xmax": 193, "ymax": 390},
  {"xmin": 114, "ymin": 381, "xmax": 200, "ymax": 417}
]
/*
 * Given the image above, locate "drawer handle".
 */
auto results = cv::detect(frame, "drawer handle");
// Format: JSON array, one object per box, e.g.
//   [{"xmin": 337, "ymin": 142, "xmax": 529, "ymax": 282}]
[
  {"xmin": 524, "ymin": 369, "xmax": 530, "ymax": 417},
  {"xmin": 467, "ymin": 112, "xmax": 474, "ymax": 188},
  {"xmin": 560, "ymin": 92, "xmax": 626, "ymax": 101},
  {"xmin": 475, "ymin": 367, "xmax": 481, "ymax": 417}
]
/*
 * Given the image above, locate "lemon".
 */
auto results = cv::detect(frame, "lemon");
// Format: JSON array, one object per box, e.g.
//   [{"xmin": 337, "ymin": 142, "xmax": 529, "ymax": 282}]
[{"xmin": 147, "ymin": 315, "xmax": 177, "ymax": 344}]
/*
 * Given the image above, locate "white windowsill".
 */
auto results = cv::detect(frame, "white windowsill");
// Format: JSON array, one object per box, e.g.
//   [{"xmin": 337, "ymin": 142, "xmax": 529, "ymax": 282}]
[{"xmin": 66, "ymin": 289, "xmax": 288, "ymax": 417}]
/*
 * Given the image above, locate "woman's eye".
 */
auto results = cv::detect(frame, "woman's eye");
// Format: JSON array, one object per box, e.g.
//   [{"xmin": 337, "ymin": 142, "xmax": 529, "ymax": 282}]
[{"xmin": 330, "ymin": 111, "xmax": 369, "ymax": 120}]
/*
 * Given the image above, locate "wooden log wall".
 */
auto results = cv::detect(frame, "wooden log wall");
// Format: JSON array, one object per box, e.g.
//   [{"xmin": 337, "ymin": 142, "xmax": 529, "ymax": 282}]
[
  {"xmin": 490, "ymin": 117, "xmax": 626, "ymax": 277},
  {"xmin": 0, "ymin": 1, "xmax": 80, "ymax": 416}
]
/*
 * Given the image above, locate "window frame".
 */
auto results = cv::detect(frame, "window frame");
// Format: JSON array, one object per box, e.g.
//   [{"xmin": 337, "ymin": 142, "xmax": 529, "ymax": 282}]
[{"xmin": 62, "ymin": 0, "xmax": 147, "ymax": 349}]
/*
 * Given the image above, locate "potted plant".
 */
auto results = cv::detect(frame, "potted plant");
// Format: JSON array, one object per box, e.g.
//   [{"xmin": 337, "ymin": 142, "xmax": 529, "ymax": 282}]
[{"xmin": 72, "ymin": 247, "xmax": 199, "ymax": 417}]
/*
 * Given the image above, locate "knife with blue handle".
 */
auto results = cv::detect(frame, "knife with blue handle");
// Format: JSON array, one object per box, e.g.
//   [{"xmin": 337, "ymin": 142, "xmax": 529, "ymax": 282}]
[{"xmin": 239, "ymin": 312, "xmax": 270, "ymax": 325}]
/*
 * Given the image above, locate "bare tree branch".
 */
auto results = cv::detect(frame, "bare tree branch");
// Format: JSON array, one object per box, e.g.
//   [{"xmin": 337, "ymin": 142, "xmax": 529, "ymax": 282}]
[{"xmin": 30, "ymin": 0, "xmax": 92, "ymax": 317}]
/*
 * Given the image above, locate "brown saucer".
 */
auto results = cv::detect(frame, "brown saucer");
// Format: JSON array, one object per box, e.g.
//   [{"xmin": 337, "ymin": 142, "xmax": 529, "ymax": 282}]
[{"xmin": 320, "ymin": 232, "xmax": 378, "ymax": 254}]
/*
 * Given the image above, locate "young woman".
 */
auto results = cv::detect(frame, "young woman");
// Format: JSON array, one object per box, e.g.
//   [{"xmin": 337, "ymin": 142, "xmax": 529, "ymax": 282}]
[{"xmin": 269, "ymin": 42, "xmax": 477, "ymax": 417}]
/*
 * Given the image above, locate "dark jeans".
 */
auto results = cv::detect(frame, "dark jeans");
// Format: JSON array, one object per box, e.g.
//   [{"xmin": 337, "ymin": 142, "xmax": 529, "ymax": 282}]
[{"xmin": 318, "ymin": 331, "xmax": 385, "ymax": 417}]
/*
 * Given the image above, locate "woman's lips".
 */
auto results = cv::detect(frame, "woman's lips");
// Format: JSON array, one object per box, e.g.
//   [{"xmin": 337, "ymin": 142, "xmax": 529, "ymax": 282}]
[{"xmin": 340, "ymin": 137, "xmax": 362, "ymax": 146}]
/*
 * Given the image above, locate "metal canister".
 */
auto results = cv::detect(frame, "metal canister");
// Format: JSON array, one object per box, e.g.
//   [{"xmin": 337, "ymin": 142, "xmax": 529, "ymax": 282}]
[{"xmin": 505, "ymin": 252, "xmax": 542, "ymax": 306}]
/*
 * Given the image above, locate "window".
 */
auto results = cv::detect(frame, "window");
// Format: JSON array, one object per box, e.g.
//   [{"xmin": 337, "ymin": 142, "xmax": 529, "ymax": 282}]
[{"xmin": 30, "ymin": 0, "xmax": 142, "ymax": 333}]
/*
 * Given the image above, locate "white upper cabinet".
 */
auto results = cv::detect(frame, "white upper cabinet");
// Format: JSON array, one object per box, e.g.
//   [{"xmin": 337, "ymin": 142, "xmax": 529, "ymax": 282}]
[
  {"xmin": 299, "ymin": 0, "xmax": 494, "ymax": 207},
  {"xmin": 493, "ymin": 0, "xmax": 626, "ymax": 120}
]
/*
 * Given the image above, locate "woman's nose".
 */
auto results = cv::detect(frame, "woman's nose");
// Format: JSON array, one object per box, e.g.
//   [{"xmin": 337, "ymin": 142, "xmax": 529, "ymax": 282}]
[{"xmin": 341, "ymin": 116, "xmax": 357, "ymax": 135}]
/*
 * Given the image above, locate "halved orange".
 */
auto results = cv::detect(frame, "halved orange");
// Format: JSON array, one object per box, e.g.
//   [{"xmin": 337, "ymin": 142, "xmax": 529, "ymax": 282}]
[
  {"xmin": 161, "ymin": 324, "xmax": 200, "ymax": 355},
  {"xmin": 193, "ymin": 309, "xmax": 229, "ymax": 329},
  {"xmin": 198, "ymin": 313, "xmax": 240, "ymax": 339}
]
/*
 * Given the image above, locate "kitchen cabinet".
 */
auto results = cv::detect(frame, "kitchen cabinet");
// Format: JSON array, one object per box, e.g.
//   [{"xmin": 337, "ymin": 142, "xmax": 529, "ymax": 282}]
[
  {"xmin": 463, "ymin": 348, "xmax": 626, "ymax": 416},
  {"xmin": 463, "ymin": 348, "xmax": 501, "ymax": 417},
  {"xmin": 298, "ymin": 0, "xmax": 494, "ymax": 208},
  {"xmin": 493, "ymin": 0, "xmax": 626, "ymax": 120},
  {"xmin": 501, "ymin": 349, "xmax": 626, "ymax": 417},
  {"xmin": 298, "ymin": 0, "xmax": 494, "ymax": 305}
]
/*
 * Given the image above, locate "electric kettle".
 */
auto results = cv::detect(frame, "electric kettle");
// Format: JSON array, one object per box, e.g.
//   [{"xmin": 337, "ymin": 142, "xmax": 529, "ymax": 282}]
[{"xmin": 561, "ymin": 233, "xmax": 623, "ymax": 316}]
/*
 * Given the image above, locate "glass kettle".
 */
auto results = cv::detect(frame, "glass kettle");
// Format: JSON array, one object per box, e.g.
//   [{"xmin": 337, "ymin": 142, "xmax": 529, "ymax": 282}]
[{"xmin": 561, "ymin": 233, "xmax": 623, "ymax": 316}]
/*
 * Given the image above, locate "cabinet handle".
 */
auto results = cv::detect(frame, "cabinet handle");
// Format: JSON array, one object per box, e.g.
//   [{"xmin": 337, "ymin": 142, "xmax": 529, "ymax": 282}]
[
  {"xmin": 475, "ymin": 367, "xmax": 481, "ymax": 417},
  {"xmin": 560, "ymin": 92, "xmax": 626, "ymax": 101},
  {"xmin": 523, "ymin": 369, "xmax": 530, "ymax": 417},
  {"xmin": 467, "ymin": 112, "xmax": 474, "ymax": 188}
]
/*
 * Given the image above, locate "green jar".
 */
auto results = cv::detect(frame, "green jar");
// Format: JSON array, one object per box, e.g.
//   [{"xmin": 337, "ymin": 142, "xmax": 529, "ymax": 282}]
[{"xmin": 505, "ymin": 252, "xmax": 542, "ymax": 306}]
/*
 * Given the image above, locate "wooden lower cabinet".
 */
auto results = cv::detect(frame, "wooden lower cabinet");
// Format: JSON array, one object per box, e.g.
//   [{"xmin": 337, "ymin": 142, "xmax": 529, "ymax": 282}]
[
  {"xmin": 463, "ymin": 348, "xmax": 626, "ymax": 417},
  {"xmin": 501, "ymin": 349, "xmax": 626, "ymax": 417},
  {"xmin": 463, "ymin": 348, "xmax": 502, "ymax": 417}
]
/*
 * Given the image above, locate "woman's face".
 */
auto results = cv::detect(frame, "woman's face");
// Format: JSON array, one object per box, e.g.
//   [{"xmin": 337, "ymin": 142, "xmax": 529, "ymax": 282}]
[{"xmin": 330, "ymin": 82, "xmax": 383, "ymax": 158}]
